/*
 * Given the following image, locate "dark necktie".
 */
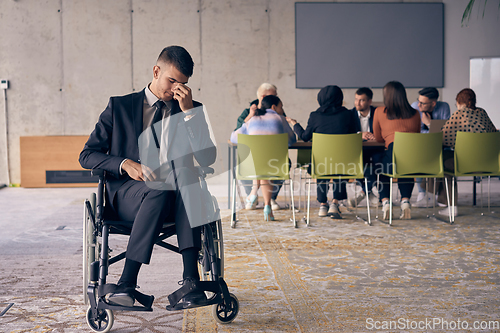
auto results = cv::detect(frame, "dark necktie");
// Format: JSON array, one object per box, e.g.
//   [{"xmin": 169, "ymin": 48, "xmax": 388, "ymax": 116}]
[{"xmin": 151, "ymin": 100, "xmax": 165, "ymax": 149}]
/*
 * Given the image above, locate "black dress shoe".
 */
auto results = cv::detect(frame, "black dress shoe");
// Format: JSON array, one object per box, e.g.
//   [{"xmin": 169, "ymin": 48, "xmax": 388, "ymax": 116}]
[
  {"xmin": 106, "ymin": 282, "xmax": 136, "ymax": 307},
  {"xmin": 166, "ymin": 278, "xmax": 211, "ymax": 310}
]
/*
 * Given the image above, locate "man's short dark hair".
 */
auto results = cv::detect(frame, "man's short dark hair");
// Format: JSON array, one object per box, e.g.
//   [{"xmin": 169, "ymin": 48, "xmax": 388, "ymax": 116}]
[
  {"xmin": 157, "ymin": 46, "xmax": 194, "ymax": 78},
  {"xmin": 418, "ymin": 87, "xmax": 439, "ymax": 101},
  {"xmin": 355, "ymin": 87, "xmax": 373, "ymax": 100}
]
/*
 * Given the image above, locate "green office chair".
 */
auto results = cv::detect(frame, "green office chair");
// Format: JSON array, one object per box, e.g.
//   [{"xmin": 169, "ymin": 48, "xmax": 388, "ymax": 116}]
[
  {"xmin": 295, "ymin": 148, "xmax": 311, "ymax": 211},
  {"xmin": 446, "ymin": 131, "xmax": 500, "ymax": 222},
  {"xmin": 307, "ymin": 133, "xmax": 371, "ymax": 226},
  {"xmin": 231, "ymin": 134, "xmax": 296, "ymax": 228},
  {"xmin": 379, "ymin": 132, "xmax": 452, "ymax": 225}
]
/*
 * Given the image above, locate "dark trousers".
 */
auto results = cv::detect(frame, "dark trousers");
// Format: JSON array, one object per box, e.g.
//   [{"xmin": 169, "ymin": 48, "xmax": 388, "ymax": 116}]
[
  {"xmin": 316, "ymin": 179, "xmax": 347, "ymax": 204},
  {"xmin": 112, "ymin": 169, "xmax": 201, "ymax": 264},
  {"xmin": 423, "ymin": 149, "xmax": 457, "ymax": 205},
  {"xmin": 378, "ymin": 143, "xmax": 414, "ymax": 200},
  {"xmin": 355, "ymin": 149, "xmax": 382, "ymax": 193}
]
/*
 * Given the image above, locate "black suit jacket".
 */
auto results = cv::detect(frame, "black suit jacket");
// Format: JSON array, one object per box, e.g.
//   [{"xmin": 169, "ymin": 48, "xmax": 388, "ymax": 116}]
[
  {"xmin": 293, "ymin": 106, "xmax": 358, "ymax": 142},
  {"xmin": 79, "ymin": 89, "xmax": 216, "ymax": 204},
  {"xmin": 351, "ymin": 105, "xmax": 376, "ymax": 133}
]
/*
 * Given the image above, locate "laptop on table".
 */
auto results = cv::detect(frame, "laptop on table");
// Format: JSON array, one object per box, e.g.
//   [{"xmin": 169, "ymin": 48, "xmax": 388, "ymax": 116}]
[{"xmin": 428, "ymin": 119, "xmax": 447, "ymax": 133}]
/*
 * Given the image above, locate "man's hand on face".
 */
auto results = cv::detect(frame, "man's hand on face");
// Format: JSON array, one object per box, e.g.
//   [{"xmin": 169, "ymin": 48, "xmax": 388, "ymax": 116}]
[
  {"xmin": 286, "ymin": 117, "xmax": 297, "ymax": 126},
  {"xmin": 173, "ymin": 83, "xmax": 194, "ymax": 112},
  {"xmin": 122, "ymin": 159, "xmax": 157, "ymax": 182},
  {"xmin": 248, "ymin": 104, "xmax": 257, "ymax": 116},
  {"xmin": 422, "ymin": 112, "xmax": 432, "ymax": 127}
]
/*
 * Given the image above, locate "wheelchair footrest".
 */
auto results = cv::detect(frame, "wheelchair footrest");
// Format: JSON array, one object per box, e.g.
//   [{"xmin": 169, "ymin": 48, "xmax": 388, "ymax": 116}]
[
  {"xmin": 133, "ymin": 289, "xmax": 155, "ymax": 308},
  {"xmin": 99, "ymin": 303, "xmax": 154, "ymax": 312},
  {"xmin": 166, "ymin": 280, "xmax": 221, "ymax": 311},
  {"xmin": 165, "ymin": 294, "xmax": 220, "ymax": 311},
  {"xmin": 98, "ymin": 283, "xmax": 155, "ymax": 309}
]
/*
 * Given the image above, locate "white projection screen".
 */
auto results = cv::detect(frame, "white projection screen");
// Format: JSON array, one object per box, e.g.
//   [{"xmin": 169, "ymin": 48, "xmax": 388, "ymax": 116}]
[
  {"xmin": 295, "ymin": 2, "xmax": 444, "ymax": 89},
  {"xmin": 470, "ymin": 57, "xmax": 500, "ymax": 129}
]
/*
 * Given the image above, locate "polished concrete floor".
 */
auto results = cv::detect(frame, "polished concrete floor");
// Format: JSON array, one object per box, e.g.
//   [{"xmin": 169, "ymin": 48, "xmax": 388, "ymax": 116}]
[{"xmin": 0, "ymin": 178, "xmax": 499, "ymax": 332}]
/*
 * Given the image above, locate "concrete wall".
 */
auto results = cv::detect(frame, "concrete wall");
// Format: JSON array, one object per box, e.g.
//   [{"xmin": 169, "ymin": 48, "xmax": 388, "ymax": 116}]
[
  {"xmin": 442, "ymin": 0, "xmax": 500, "ymax": 104},
  {"xmin": 1, "ymin": 0, "xmax": 499, "ymax": 185}
]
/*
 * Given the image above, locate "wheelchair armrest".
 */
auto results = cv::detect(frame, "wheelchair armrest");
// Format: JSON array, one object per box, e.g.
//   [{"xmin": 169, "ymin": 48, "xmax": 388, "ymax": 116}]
[
  {"xmin": 197, "ymin": 166, "xmax": 215, "ymax": 178},
  {"xmin": 91, "ymin": 168, "xmax": 107, "ymax": 183},
  {"xmin": 91, "ymin": 168, "xmax": 106, "ymax": 178}
]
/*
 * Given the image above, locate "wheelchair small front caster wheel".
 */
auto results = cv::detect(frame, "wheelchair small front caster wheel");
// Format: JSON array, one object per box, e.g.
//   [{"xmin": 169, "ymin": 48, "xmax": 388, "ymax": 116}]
[
  {"xmin": 211, "ymin": 293, "xmax": 239, "ymax": 324},
  {"xmin": 86, "ymin": 307, "xmax": 114, "ymax": 333}
]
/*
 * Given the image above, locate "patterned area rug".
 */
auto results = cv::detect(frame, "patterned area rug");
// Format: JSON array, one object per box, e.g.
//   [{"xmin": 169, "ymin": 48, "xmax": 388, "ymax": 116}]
[
  {"xmin": 192, "ymin": 203, "xmax": 500, "ymax": 332},
  {"xmin": 1, "ymin": 186, "xmax": 500, "ymax": 332}
]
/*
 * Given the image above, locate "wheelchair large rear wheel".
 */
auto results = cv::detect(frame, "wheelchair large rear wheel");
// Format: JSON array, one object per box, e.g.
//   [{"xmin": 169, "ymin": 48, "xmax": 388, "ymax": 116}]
[
  {"xmin": 83, "ymin": 193, "xmax": 97, "ymax": 305},
  {"xmin": 86, "ymin": 306, "xmax": 114, "ymax": 333},
  {"xmin": 212, "ymin": 293, "xmax": 239, "ymax": 324}
]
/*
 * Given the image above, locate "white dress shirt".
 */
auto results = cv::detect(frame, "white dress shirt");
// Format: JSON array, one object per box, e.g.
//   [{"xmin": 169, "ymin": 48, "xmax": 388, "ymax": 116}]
[{"xmin": 358, "ymin": 110, "xmax": 371, "ymax": 132}]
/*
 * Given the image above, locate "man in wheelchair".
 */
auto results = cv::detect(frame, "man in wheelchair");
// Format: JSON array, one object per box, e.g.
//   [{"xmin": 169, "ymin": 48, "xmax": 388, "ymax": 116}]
[{"xmin": 79, "ymin": 46, "xmax": 217, "ymax": 311}]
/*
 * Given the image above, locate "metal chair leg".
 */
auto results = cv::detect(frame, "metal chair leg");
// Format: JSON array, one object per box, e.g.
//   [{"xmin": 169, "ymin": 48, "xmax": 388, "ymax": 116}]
[
  {"xmin": 354, "ymin": 179, "xmax": 358, "ymax": 219},
  {"xmin": 290, "ymin": 180, "xmax": 297, "ymax": 228},
  {"xmin": 365, "ymin": 178, "xmax": 371, "ymax": 225},
  {"xmin": 231, "ymin": 178, "xmax": 237, "ymax": 228},
  {"xmin": 427, "ymin": 176, "xmax": 453, "ymax": 224},
  {"xmin": 389, "ymin": 178, "xmax": 393, "ymax": 226},
  {"xmin": 351, "ymin": 179, "xmax": 370, "ymax": 225},
  {"xmin": 376, "ymin": 174, "xmax": 380, "ymax": 220},
  {"xmin": 298, "ymin": 169, "xmax": 303, "ymax": 211},
  {"xmin": 306, "ymin": 178, "xmax": 311, "ymax": 226},
  {"xmin": 452, "ymin": 176, "xmax": 455, "ymax": 223},
  {"xmin": 480, "ymin": 176, "xmax": 484, "ymax": 213},
  {"xmin": 286, "ymin": 178, "xmax": 293, "ymax": 208},
  {"xmin": 488, "ymin": 176, "xmax": 491, "ymax": 214},
  {"xmin": 444, "ymin": 176, "xmax": 452, "ymax": 224}
]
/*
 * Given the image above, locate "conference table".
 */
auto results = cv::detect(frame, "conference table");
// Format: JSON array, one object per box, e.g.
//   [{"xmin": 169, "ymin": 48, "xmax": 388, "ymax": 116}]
[{"xmin": 226, "ymin": 140, "xmax": 385, "ymax": 208}]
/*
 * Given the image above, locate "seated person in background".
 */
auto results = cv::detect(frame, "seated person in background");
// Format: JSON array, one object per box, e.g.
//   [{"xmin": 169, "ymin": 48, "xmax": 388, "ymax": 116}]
[
  {"xmin": 287, "ymin": 85, "xmax": 358, "ymax": 219},
  {"xmin": 411, "ymin": 87, "xmax": 451, "ymax": 133},
  {"xmin": 231, "ymin": 95, "xmax": 296, "ymax": 221},
  {"xmin": 235, "ymin": 83, "xmax": 284, "ymax": 211},
  {"xmin": 235, "ymin": 83, "xmax": 279, "ymax": 130},
  {"xmin": 348, "ymin": 87, "xmax": 380, "ymax": 208},
  {"xmin": 411, "ymin": 87, "xmax": 451, "ymax": 207},
  {"xmin": 373, "ymin": 81, "xmax": 421, "ymax": 221},
  {"xmin": 433, "ymin": 88, "xmax": 497, "ymax": 217},
  {"xmin": 352, "ymin": 87, "xmax": 376, "ymax": 141}
]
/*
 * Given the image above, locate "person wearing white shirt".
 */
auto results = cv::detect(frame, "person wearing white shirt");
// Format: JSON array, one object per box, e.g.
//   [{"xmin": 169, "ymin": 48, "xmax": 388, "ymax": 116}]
[{"xmin": 349, "ymin": 87, "xmax": 380, "ymax": 208}]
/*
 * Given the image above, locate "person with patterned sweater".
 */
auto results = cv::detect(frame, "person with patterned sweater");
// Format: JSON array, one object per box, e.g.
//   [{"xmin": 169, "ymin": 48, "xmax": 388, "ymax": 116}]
[
  {"xmin": 432, "ymin": 88, "xmax": 498, "ymax": 216},
  {"xmin": 442, "ymin": 88, "xmax": 497, "ymax": 147}
]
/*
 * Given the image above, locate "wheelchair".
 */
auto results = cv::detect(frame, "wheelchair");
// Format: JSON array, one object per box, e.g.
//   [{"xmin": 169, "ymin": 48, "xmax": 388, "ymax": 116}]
[{"xmin": 83, "ymin": 167, "xmax": 239, "ymax": 332}]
